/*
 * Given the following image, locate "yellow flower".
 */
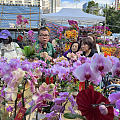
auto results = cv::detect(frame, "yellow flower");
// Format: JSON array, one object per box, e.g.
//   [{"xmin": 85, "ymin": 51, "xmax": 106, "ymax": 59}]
[{"xmin": 65, "ymin": 43, "xmax": 70, "ymax": 51}]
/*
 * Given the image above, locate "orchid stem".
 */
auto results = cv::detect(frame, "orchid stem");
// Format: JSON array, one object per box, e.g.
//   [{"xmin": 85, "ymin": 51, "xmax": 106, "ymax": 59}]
[
  {"xmin": 22, "ymin": 79, "xmax": 27, "ymax": 120},
  {"xmin": 36, "ymin": 109, "xmax": 38, "ymax": 120},
  {"xmin": 85, "ymin": 80, "xmax": 89, "ymax": 89},
  {"xmin": 14, "ymin": 98, "xmax": 18, "ymax": 118}
]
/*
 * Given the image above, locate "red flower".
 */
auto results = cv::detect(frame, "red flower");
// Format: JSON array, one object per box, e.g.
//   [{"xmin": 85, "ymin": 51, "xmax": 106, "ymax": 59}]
[{"xmin": 76, "ymin": 87, "xmax": 114, "ymax": 120}]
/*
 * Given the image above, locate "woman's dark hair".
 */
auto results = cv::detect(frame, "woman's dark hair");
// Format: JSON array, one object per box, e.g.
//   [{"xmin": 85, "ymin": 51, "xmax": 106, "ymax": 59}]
[
  {"xmin": 0, "ymin": 36, "xmax": 12, "ymax": 44},
  {"xmin": 81, "ymin": 37, "xmax": 93, "ymax": 49},
  {"xmin": 70, "ymin": 42, "xmax": 80, "ymax": 52},
  {"xmin": 8, "ymin": 36, "xmax": 12, "ymax": 43},
  {"xmin": 88, "ymin": 34, "xmax": 97, "ymax": 49}
]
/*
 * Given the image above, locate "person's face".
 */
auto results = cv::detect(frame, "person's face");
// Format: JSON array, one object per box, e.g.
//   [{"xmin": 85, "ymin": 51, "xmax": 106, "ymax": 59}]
[
  {"xmin": 81, "ymin": 43, "xmax": 89, "ymax": 52},
  {"xmin": 38, "ymin": 30, "xmax": 49, "ymax": 45},
  {"xmin": 71, "ymin": 43, "xmax": 79, "ymax": 52}
]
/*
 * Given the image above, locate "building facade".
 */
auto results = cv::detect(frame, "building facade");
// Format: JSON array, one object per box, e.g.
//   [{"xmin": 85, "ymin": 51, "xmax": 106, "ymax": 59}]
[
  {"xmin": 0, "ymin": 0, "xmax": 61, "ymax": 13},
  {"xmin": 115, "ymin": 0, "xmax": 120, "ymax": 10}
]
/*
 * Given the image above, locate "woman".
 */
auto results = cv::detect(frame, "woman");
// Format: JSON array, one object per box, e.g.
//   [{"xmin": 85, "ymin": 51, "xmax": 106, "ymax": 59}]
[
  {"xmin": 63, "ymin": 42, "xmax": 80, "ymax": 60},
  {"xmin": 0, "ymin": 30, "xmax": 23, "ymax": 61},
  {"xmin": 81, "ymin": 37, "xmax": 97, "ymax": 57}
]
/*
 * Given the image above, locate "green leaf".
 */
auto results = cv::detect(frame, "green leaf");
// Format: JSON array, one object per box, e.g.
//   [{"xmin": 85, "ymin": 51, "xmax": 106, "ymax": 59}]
[
  {"xmin": 24, "ymin": 46, "xmax": 31, "ymax": 57},
  {"xmin": 64, "ymin": 113, "xmax": 76, "ymax": 119},
  {"xmin": 25, "ymin": 106, "xmax": 33, "ymax": 116},
  {"xmin": 64, "ymin": 113, "xmax": 86, "ymax": 120}
]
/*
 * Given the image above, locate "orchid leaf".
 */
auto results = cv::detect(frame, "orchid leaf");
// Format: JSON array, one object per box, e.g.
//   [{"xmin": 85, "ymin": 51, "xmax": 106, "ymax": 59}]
[
  {"xmin": 64, "ymin": 113, "xmax": 86, "ymax": 120},
  {"xmin": 24, "ymin": 106, "xmax": 33, "ymax": 116}
]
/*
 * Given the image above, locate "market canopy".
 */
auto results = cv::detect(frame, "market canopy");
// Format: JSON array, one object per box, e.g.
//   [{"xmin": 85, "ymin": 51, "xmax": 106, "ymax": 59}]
[{"xmin": 41, "ymin": 8, "xmax": 105, "ymax": 25}]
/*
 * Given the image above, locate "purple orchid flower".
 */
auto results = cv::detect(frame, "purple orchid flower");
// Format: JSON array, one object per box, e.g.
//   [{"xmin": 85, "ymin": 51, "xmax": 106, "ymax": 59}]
[
  {"xmin": 2, "ymin": 73, "xmax": 13, "ymax": 84},
  {"xmin": 114, "ymin": 108, "xmax": 119, "ymax": 117},
  {"xmin": 59, "ymin": 92, "xmax": 69, "ymax": 97},
  {"xmin": 17, "ymin": 15, "xmax": 22, "ymax": 19},
  {"xmin": 21, "ymin": 60, "xmax": 32, "ymax": 71},
  {"xmin": 112, "ymin": 62, "xmax": 120, "ymax": 77},
  {"xmin": 8, "ymin": 59, "xmax": 20, "ymax": 70},
  {"xmin": 68, "ymin": 95, "xmax": 77, "ymax": 107},
  {"xmin": 0, "ymin": 85, "xmax": 5, "ymax": 98},
  {"xmin": 54, "ymin": 97, "xmax": 66, "ymax": 104},
  {"xmin": 28, "ymin": 30, "xmax": 36, "ymax": 42},
  {"xmin": 18, "ymin": 101, "xmax": 22, "ymax": 108},
  {"xmin": 116, "ymin": 99, "xmax": 120, "ymax": 110},
  {"xmin": 28, "ymin": 80, "xmax": 35, "ymax": 93},
  {"xmin": 51, "ymin": 104, "xmax": 63, "ymax": 112},
  {"xmin": 78, "ymin": 56, "xmax": 91, "ymax": 64},
  {"xmin": 16, "ymin": 15, "xmax": 23, "ymax": 25},
  {"xmin": 23, "ymin": 18, "xmax": 29, "ymax": 25},
  {"xmin": 108, "ymin": 92, "xmax": 120, "ymax": 104},
  {"xmin": 57, "ymin": 66, "xmax": 70, "ymax": 80},
  {"xmin": 32, "ymin": 102, "xmax": 48, "ymax": 112},
  {"xmin": 29, "ymin": 100, "xmax": 35, "ymax": 106},
  {"xmin": 68, "ymin": 106, "xmax": 76, "ymax": 114},
  {"xmin": 46, "ymin": 111, "xmax": 57, "ymax": 120},
  {"xmin": 6, "ymin": 106, "xmax": 13, "ymax": 112},
  {"xmin": 107, "ymin": 56, "xmax": 119, "ymax": 65}
]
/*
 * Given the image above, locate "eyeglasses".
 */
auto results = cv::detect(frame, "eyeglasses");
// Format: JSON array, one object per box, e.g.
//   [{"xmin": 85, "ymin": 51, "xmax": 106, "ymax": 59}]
[{"xmin": 39, "ymin": 34, "xmax": 49, "ymax": 37}]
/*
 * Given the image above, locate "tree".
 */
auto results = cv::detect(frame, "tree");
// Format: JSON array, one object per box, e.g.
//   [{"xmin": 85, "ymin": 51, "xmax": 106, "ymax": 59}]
[
  {"xmin": 103, "ymin": 7, "xmax": 120, "ymax": 33},
  {"xmin": 86, "ymin": 1, "xmax": 99, "ymax": 15}
]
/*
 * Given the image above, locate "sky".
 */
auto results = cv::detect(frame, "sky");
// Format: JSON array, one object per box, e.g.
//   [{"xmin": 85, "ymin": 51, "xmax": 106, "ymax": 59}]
[{"xmin": 61, "ymin": 0, "xmax": 115, "ymax": 9}]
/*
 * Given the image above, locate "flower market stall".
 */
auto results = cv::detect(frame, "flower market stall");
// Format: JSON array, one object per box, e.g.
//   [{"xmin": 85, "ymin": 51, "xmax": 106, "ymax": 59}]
[
  {"xmin": 0, "ymin": 52, "xmax": 120, "ymax": 120},
  {"xmin": 0, "ymin": 5, "xmax": 120, "ymax": 120},
  {"xmin": 100, "ymin": 45, "xmax": 120, "ymax": 58},
  {"xmin": 41, "ymin": 8, "xmax": 105, "ymax": 25}
]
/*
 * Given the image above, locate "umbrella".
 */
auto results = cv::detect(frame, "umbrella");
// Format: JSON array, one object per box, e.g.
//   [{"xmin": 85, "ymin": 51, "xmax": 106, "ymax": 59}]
[{"xmin": 76, "ymin": 86, "xmax": 114, "ymax": 120}]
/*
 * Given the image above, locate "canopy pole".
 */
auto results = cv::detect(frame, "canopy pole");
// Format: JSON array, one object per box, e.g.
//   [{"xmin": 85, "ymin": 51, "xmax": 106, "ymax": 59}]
[
  {"xmin": 39, "ymin": 1, "xmax": 41, "ymax": 27},
  {"xmin": 30, "ymin": 6, "xmax": 31, "ymax": 30},
  {"xmin": 0, "ymin": 6, "xmax": 4, "ymax": 25},
  {"xmin": 104, "ymin": 4, "xmax": 107, "ymax": 46}
]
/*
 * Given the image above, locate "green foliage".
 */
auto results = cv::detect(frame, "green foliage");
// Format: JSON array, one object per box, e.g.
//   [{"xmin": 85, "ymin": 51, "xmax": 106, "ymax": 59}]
[
  {"xmin": 25, "ymin": 106, "xmax": 33, "ymax": 116},
  {"xmin": 86, "ymin": 1, "xmax": 99, "ymax": 15},
  {"xmin": 103, "ymin": 7, "xmax": 120, "ymax": 33},
  {"xmin": 42, "ymin": 101, "xmax": 54, "ymax": 113},
  {"xmin": 64, "ymin": 113, "xmax": 86, "ymax": 120},
  {"xmin": 114, "ymin": 116, "xmax": 119, "ymax": 120},
  {"xmin": 22, "ymin": 45, "xmax": 35, "ymax": 58}
]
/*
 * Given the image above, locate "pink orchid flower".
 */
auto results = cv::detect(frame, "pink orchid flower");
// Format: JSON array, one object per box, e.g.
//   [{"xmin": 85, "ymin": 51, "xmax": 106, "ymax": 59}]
[
  {"xmin": 73, "ymin": 63, "xmax": 101, "ymax": 83},
  {"xmin": 112, "ymin": 62, "xmax": 120, "ymax": 77},
  {"xmin": 91, "ymin": 53, "xmax": 112, "ymax": 76}
]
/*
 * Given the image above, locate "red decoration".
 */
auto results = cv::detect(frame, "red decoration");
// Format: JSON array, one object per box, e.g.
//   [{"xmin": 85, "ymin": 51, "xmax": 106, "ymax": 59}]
[
  {"xmin": 50, "ymin": 77, "xmax": 53, "ymax": 83},
  {"xmin": 46, "ymin": 77, "xmax": 49, "ymax": 84},
  {"xmin": 76, "ymin": 87, "xmax": 114, "ymax": 120},
  {"xmin": 79, "ymin": 82, "xmax": 85, "ymax": 91},
  {"xmin": 17, "ymin": 35, "xmax": 23, "ymax": 42},
  {"xmin": 17, "ymin": 93, "xmax": 22, "ymax": 99},
  {"xmin": 14, "ymin": 107, "xmax": 27, "ymax": 120}
]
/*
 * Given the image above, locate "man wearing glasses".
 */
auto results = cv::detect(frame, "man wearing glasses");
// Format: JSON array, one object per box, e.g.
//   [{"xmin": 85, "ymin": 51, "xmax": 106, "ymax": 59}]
[{"xmin": 36, "ymin": 27, "xmax": 56, "ymax": 60}]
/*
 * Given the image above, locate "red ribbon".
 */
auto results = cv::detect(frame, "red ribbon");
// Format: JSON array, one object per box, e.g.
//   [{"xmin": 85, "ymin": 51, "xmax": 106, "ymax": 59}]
[
  {"xmin": 46, "ymin": 77, "xmax": 54, "ymax": 84},
  {"xmin": 50, "ymin": 77, "xmax": 53, "ymax": 83},
  {"xmin": 14, "ymin": 107, "xmax": 27, "ymax": 120},
  {"xmin": 45, "ymin": 77, "xmax": 49, "ymax": 84}
]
